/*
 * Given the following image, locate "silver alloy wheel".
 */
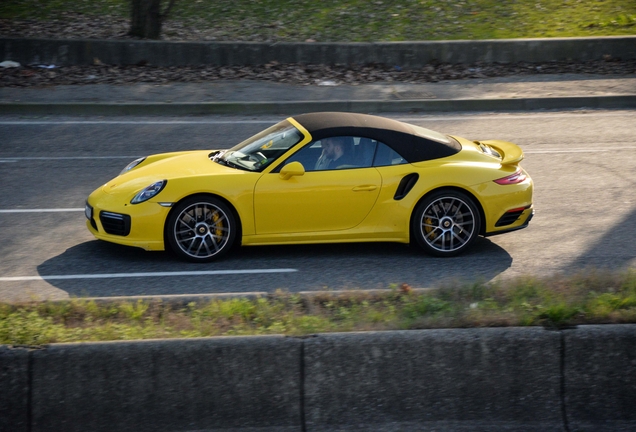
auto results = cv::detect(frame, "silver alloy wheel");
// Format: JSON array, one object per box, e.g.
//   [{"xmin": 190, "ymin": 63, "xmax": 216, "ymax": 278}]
[
  {"xmin": 173, "ymin": 201, "xmax": 231, "ymax": 259},
  {"xmin": 419, "ymin": 196, "xmax": 476, "ymax": 253}
]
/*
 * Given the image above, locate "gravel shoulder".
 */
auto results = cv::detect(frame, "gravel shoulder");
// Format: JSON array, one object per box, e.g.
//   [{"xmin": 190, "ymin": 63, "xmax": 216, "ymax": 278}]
[{"xmin": 2, "ymin": 58, "xmax": 635, "ymax": 88}]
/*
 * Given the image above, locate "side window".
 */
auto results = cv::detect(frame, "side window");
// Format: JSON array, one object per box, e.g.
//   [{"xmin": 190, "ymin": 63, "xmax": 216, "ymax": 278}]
[
  {"xmin": 283, "ymin": 141, "xmax": 323, "ymax": 171},
  {"xmin": 354, "ymin": 137, "xmax": 377, "ymax": 168},
  {"xmin": 373, "ymin": 141, "xmax": 407, "ymax": 167},
  {"xmin": 282, "ymin": 136, "xmax": 378, "ymax": 172}
]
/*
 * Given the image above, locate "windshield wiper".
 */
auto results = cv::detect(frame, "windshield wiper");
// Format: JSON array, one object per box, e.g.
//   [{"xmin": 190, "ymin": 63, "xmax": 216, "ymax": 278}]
[
  {"xmin": 214, "ymin": 158, "xmax": 228, "ymax": 166},
  {"xmin": 211, "ymin": 150, "xmax": 226, "ymax": 161},
  {"xmin": 212, "ymin": 151, "xmax": 252, "ymax": 171},
  {"xmin": 225, "ymin": 159, "xmax": 251, "ymax": 171}
]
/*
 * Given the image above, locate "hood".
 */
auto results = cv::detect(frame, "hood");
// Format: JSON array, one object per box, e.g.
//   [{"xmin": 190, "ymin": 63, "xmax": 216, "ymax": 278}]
[{"xmin": 102, "ymin": 150, "xmax": 236, "ymax": 194}]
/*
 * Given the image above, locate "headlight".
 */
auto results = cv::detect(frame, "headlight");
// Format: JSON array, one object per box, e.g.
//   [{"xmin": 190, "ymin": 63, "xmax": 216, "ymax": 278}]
[
  {"xmin": 120, "ymin": 157, "xmax": 146, "ymax": 175},
  {"xmin": 131, "ymin": 180, "xmax": 167, "ymax": 204}
]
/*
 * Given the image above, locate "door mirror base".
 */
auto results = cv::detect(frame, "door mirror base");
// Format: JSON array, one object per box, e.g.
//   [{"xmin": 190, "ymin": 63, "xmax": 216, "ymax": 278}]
[{"xmin": 280, "ymin": 161, "xmax": 306, "ymax": 180}]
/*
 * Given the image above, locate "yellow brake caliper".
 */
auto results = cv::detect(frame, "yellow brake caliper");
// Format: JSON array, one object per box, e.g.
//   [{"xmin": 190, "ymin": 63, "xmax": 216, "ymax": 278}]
[
  {"xmin": 424, "ymin": 217, "xmax": 437, "ymax": 240},
  {"xmin": 212, "ymin": 211, "xmax": 223, "ymax": 242}
]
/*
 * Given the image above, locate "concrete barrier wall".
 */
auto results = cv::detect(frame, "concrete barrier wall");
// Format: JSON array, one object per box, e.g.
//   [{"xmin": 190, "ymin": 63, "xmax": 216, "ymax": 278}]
[
  {"xmin": 1, "ymin": 325, "xmax": 636, "ymax": 431},
  {"xmin": 3, "ymin": 336, "xmax": 303, "ymax": 432},
  {"xmin": 2, "ymin": 36, "xmax": 635, "ymax": 67},
  {"xmin": 564, "ymin": 325, "xmax": 636, "ymax": 432},
  {"xmin": 304, "ymin": 328, "xmax": 563, "ymax": 431},
  {"xmin": 0, "ymin": 345, "xmax": 30, "ymax": 432}
]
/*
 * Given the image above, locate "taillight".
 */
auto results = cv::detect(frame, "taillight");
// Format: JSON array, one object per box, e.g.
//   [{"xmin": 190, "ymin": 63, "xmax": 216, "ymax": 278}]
[{"xmin": 494, "ymin": 169, "xmax": 526, "ymax": 185}]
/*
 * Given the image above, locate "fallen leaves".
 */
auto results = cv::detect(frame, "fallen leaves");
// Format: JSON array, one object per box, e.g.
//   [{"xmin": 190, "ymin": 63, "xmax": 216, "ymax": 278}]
[{"xmin": 1, "ymin": 58, "xmax": 635, "ymax": 88}]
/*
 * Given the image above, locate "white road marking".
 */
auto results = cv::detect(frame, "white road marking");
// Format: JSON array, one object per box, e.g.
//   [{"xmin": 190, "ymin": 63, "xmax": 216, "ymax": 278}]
[
  {"xmin": 0, "ymin": 156, "xmax": 140, "ymax": 161},
  {"xmin": 525, "ymin": 147, "xmax": 636, "ymax": 154},
  {"xmin": 0, "ymin": 111, "xmax": 631, "ymax": 125},
  {"xmin": 23, "ymin": 156, "xmax": 138, "ymax": 159},
  {"xmin": 0, "ymin": 120, "xmax": 278, "ymax": 125},
  {"xmin": 399, "ymin": 112, "xmax": 635, "ymax": 122},
  {"xmin": 1, "ymin": 146, "xmax": 634, "ymax": 164},
  {"xmin": 0, "ymin": 208, "xmax": 84, "ymax": 213},
  {"xmin": 0, "ymin": 268, "xmax": 298, "ymax": 282}
]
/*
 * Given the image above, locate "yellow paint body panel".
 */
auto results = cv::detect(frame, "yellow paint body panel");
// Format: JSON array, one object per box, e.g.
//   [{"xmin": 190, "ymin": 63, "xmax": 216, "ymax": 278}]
[
  {"xmin": 479, "ymin": 140, "xmax": 524, "ymax": 165},
  {"xmin": 86, "ymin": 119, "xmax": 533, "ymax": 252}
]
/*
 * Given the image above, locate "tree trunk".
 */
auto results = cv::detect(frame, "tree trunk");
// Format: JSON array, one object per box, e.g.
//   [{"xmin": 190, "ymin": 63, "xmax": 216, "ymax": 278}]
[{"xmin": 129, "ymin": 0, "xmax": 175, "ymax": 39}]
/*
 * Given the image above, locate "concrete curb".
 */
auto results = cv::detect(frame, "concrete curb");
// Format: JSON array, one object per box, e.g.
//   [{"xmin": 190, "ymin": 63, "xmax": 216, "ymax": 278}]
[
  {"xmin": 1, "ymin": 95, "xmax": 635, "ymax": 115},
  {"xmin": 2, "ymin": 325, "xmax": 635, "ymax": 431},
  {"xmin": 3, "ymin": 36, "xmax": 636, "ymax": 67}
]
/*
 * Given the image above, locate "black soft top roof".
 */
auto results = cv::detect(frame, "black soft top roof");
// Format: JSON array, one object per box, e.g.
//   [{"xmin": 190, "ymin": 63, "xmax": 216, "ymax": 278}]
[{"xmin": 292, "ymin": 112, "xmax": 461, "ymax": 163}]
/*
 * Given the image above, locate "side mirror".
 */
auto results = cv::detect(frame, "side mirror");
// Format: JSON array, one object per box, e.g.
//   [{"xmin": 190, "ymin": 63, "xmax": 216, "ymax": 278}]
[{"xmin": 279, "ymin": 161, "xmax": 306, "ymax": 180}]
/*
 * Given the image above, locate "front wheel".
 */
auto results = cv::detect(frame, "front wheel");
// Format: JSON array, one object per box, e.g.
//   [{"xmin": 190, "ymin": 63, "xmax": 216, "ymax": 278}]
[
  {"xmin": 412, "ymin": 190, "xmax": 481, "ymax": 257},
  {"xmin": 165, "ymin": 196, "xmax": 237, "ymax": 262}
]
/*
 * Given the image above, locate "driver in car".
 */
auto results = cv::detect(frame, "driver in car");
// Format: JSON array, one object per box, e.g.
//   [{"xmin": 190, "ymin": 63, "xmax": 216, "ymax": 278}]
[{"xmin": 314, "ymin": 136, "xmax": 354, "ymax": 170}]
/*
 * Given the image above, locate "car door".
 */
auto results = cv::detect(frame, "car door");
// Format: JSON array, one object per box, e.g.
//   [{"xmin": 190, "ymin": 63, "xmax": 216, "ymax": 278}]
[{"xmin": 253, "ymin": 137, "xmax": 382, "ymax": 234}]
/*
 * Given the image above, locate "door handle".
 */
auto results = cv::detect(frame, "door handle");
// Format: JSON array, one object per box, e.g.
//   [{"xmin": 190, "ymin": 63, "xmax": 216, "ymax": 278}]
[{"xmin": 352, "ymin": 185, "xmax": 378, "ymax": 192}]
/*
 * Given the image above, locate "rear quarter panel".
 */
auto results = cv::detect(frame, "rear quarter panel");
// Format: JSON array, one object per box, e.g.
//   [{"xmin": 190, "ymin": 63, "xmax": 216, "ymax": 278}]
[{"xmin": 368, "ymin": 142, "xmax": 532, "ymax": 238}]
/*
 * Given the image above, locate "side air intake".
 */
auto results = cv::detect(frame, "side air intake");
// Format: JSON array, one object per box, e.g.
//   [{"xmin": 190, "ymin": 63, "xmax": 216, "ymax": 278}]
[{"xmin": 394, "ymin": 173, "xmax": 419, "ymax": 200}]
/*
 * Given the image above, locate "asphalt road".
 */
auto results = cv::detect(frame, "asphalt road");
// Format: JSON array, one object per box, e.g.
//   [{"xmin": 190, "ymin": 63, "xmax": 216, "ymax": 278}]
[{"xmin": 1, "ymin": 110, "xmax": 635, "ymax": 302}]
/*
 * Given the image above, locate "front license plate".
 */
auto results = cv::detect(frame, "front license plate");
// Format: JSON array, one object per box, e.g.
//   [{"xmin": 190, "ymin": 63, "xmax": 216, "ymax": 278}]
[{"xmin": 85, "ymin": 203, "xmax": 93, "ymax": 220}]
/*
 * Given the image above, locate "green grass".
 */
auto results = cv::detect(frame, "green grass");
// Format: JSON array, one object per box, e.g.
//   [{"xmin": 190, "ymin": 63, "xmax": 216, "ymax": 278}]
[
  {"xmin": 1, "ymin": 0, "xmax": 635, "ymax": 41},
  {"xmin": 2, "ymin": 269, "xmax": 636, "ymax": 346}
]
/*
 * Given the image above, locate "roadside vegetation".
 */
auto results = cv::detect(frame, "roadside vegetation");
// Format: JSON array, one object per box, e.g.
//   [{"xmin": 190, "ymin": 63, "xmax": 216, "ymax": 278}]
[
  {"xmin": 2, "ymin": 269, "xmax": 636, "ymax": 346},
  {"xmin": 1, "ymin": 0, "xmax": 635, "ymax": 41}
]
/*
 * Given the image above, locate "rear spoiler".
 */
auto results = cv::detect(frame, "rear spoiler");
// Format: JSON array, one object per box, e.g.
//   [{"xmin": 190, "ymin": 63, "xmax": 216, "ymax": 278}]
[{"xmin": 478, "ymin": 140, "xmax": 524, "ymax": 166}]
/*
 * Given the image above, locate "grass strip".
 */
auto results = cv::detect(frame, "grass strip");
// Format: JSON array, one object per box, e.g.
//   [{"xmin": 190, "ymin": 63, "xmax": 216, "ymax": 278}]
[
  {"xmin": 1, "ymin": 0, "xmax": 635, "ymax": 41},
  {"xmin": 2, "ymin": 269, "xmax": 636, "ymax": 346}
]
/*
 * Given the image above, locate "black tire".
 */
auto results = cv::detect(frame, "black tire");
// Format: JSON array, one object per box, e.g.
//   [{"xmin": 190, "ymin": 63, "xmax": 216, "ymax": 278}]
[
  {"xmin": 412, "ymin": 190, "xmax": 481, "ymax": 257},
  {"xmin": 165, "ymin": 196, "xmax": 237, "ymax": 262}
]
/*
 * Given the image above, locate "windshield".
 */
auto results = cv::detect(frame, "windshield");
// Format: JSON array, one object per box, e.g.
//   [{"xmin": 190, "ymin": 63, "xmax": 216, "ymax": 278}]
[{"xmin": 215, "ymin": 120, "xmax": 304, "ymax": 172}]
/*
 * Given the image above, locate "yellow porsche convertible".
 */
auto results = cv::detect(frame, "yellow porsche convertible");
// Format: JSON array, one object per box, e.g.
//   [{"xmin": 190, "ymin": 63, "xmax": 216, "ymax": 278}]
[{"xmin": 85, "ymin": 112, "xmax": 533, "ymax": 262}]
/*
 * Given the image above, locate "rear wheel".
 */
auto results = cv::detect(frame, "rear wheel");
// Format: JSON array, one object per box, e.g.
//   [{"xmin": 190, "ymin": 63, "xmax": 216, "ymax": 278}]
[
  {"xmin": 166, "ymin": 196, "xmax": 237, "ymax": 262},
  {"xmin": 412, "ymin": 190, "xmax": 481, "ymax": 257}
]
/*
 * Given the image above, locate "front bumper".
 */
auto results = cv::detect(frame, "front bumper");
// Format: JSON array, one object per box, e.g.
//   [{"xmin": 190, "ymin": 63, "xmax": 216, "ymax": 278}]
[{"xmin": 85, "ymin": 189, "xmax": 169, "ymax": 251}]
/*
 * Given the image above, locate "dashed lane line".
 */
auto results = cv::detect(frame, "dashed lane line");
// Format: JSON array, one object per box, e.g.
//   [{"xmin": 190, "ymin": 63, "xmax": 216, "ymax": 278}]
[
  {"xmin": 0, "ymin": 111, "xmax": 632, "ymax": 125},
  {"xmin": 0, "ymin": 146, "xmax": 635, "ymax": 164},
  {"xmin": 0, "ymin": 156, "xmax": 140, "ymax": 160},
  {"xmin": 525, "ymin": 147, "xmax": 636, "ymax": 153},
  {"xmin": 0, "ymin": 269, "xmax": 299, "ymax": 282},
  {"xmin": 0, "ymin": 208, "xmax": 84, "ymax": 213}
]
